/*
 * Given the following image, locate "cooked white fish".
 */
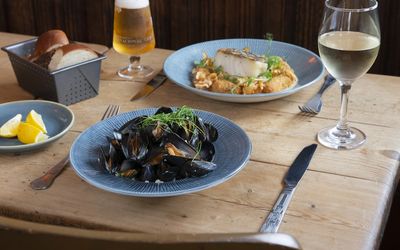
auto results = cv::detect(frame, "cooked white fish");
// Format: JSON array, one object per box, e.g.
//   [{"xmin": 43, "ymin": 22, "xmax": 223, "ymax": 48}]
[{"xmin": 214, "ymin": 48, "xmax": 268, "ymax": 77}]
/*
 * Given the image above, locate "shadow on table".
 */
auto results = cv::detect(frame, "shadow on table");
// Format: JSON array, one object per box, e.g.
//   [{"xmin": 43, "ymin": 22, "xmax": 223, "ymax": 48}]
[{"xmin": 380, "ymin": 182, "xmax": 400, "ymax": 250}]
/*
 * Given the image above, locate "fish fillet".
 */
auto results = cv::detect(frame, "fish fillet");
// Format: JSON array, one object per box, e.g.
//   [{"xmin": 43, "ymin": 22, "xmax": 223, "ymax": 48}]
[{"xmin": 214, "ymin": 48, "xmax": 268, "ymax": 77}]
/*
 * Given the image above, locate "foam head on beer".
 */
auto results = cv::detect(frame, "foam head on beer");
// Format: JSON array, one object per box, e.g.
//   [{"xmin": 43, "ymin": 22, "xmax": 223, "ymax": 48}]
[{"xmin": 115, "ymin": 0, "xmax": 149, "ymax": 9}]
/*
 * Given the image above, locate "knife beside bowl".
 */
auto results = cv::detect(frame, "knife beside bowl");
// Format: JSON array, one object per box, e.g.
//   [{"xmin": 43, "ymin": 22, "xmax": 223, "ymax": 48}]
[{"xmin": 259, "ymin": 144, "xmax": 318, "ymax": 233}]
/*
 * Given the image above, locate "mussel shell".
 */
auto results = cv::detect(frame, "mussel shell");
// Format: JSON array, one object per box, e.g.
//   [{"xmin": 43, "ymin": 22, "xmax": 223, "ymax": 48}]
[
  {"xmin": 195, "ymin": 117, "xmax": 208, "ymax": 142},
  {"xmin": 121, "ymin": 130, "xmax": 149, "ymax": 161},
  {"xmin": 189, "ymin": 160, "xmax": 217, "ymax": 177},
  {"xmin": 143, "ymin": 122, "xmax": 168, "ymax": 143},
  {"xmin": 205, "ymin": 123, "xmax": 218, "ymax": 142},
  {"xmin": 119, "ymin": 159, "xmax": 142, "ymax": 172},
  {"xmin": 109, "ymin": 138, "xmax": 122, "ymax": 151},
  {"xmin": 156, "ymin": 160, "xmax": 179, "ymax": 182},
  {"xmin": 118, "ymin": 115, "xmax": 147, "ymax": 135},
  {"xmin": 163, "ymin": 155, "xmax": 216, "ymax": 178},
  {"xmin": 120, "ymin": 169, "xmax": 139, "ymax": 178},
  {"xmin": 108, "ymin": 143, "xmax": 124, "ymax": 173},
  {"xmin": 144, "ymin": 146, "xmax": 166, "ymax": 166},
  {"xmin": 113, "ymin": 131, "xmax": 122, "ymax": 141},
  {"xmin": 175, "ymin": 126, "xmax": 192, "ymax": 142},
  {"xmin": 155, "ymin": 107, "xmax": 173, "ymax": 115},
  {"xmin": 118, "ymin": 160, "xmax": 140, "ymax": 178},
  {"xmin": 98, "ymin": 147, "xmax": 112, "ymax": 173},
  {"xmin": 163, "ymin": 132, "xmax": 199, "ymax": 159},
  {"xmin": 139, "ymin": 164, "xmax": 156, "ymax": 182},
  {"xmin": 189, "ymin": 128, "xmax": 201, "ymax": 148},
  {"xmin": 199, "ymin": 141, "xmax": 215, "ymax": 162}
]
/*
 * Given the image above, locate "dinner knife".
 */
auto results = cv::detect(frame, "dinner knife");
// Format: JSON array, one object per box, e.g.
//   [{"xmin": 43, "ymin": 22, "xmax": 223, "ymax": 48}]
[
  {"xmin": 259, "ymin": 144, "xmax": 318, "ymax": 233},
  {"xmin": 130, "ymin": 71, "xmax": 168, "ymax": 101}
]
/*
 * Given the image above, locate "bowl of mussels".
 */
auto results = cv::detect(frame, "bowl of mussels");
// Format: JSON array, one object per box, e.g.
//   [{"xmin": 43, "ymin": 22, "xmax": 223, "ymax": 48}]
[{"xmin": 70, "ymin": 106, "xmax": 252, "ymax": 197}]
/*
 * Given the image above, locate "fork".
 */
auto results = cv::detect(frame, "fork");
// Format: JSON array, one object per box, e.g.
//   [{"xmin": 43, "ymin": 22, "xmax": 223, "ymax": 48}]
[
  {"xmin": 298, "ymin": 74, "xmax": 336, "ymax": 114},
  {"xmin": 30, "ymin": 104, "xmax": 120, "ymax": 190}
]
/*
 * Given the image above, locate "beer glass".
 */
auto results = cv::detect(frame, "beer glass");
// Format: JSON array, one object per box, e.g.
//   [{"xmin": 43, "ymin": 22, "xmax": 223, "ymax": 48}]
[
  {"xmin": 113, "ymin": 0, "xmax": 156, "ymax": 79},
  {"xmin": 317, "ymin": 0, "xmax": 380, "ymax": 149}
]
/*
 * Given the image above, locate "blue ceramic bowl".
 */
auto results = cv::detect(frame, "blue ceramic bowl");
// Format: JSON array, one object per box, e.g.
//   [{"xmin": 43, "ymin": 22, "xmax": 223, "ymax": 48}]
[
  {"xmin": 70, "ymin": 108, "xmax": 252, "ymax": 197},
  {"xmin": 164, "ymin": 39, "xmax": 324, "ymax": 103},
  {"xmin": 0, "ymin": 100, "xmax": 74, "ymax": 153}
]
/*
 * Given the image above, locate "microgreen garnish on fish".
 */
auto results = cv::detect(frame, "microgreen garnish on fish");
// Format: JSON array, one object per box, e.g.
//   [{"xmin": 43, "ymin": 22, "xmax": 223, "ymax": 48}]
[
  {"xmin": 194, "ymin": 59, "xmax": 207, "ymax": 68},
  {"xmin": 268, "ymin": 56, "xmax": 282, "ymax": 70},
  {"xmin": 230, "ymin": 84, "xmax": 240, "ymax": 94},
  {"xmin": 247, "ymin": 77, "xmax": 255, "ymax": 86},
  {"xmin": 224, "ymin": 74, "xmax": 239, "ymax": 84},
  {"xmin": 265, "ymin": 33, "xmax": 274, "ymax": 56},
  {"xmin": 258, "ymin": 70, "xmax": 273, "ymax": 81},
  {"xmin": 214, "ymin": 65, "xmax": 224, "ymax": 74}
]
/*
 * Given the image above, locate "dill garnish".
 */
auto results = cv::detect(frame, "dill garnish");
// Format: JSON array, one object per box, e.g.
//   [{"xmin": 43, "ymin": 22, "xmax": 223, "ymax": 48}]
[{"xmin": 140, "ymin": 106, "xmax": 205, "ymax": 137}]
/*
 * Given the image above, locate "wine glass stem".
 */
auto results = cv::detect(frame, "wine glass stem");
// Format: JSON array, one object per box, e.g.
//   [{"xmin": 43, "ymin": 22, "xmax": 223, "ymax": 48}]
[
  {"xmin": 336, "ymin": 81, "xmax": 353, "ymax": 134},
  {"xmin": 129, "ymin": 56, "xmax": 143, "ymax": 71}
]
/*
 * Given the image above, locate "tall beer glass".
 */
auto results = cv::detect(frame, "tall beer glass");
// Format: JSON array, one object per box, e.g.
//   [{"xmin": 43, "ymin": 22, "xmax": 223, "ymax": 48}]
[{"xmin": 113, "ymin": 0, "xmax": 155, "ymax": 79}]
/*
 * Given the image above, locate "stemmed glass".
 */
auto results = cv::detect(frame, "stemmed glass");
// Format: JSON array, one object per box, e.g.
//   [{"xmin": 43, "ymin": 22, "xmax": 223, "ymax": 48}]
[
  {"xmin": 113, "ymin": 0, "xmax": 156, "ymax": 80},
  {"xmin": 317, "ymin": 0, "xmax": 380, "ymax": 150}
]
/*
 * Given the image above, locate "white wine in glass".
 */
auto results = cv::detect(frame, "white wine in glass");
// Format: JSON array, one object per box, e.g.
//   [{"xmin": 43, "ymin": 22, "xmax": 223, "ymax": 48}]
[
  {"xmin": 113, "ymin": 0, "xmax": 156, "ymax": 80},
  {"xmin": 317, "ymin": 0, "xmax": 380, "ymax": 150}
]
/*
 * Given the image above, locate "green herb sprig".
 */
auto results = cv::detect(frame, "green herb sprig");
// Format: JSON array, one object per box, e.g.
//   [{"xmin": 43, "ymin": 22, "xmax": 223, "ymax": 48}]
[
  {"xmin": 140, "ymin": 106, "xmax": 205, "ymax": 138},
  {"xmin": 194, "ymin": 59, "xmax": 207, "ymax": 68},
  {"xmin": 265, "ymin": 33, "xmax": 274, "ymax": 56}
]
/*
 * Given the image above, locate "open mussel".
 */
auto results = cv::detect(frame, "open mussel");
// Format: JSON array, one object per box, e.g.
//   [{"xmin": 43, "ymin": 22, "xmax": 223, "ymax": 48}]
[
  {"xmin": 163, "ymin": 132, "xmax": 200, "ymax": 159},
  {"xmin": 144, "ymin": 121, "xmax": 168, "ymax": 143},
  {"xmin": 99, "ymin": 142, "xmax": 124, "ymax": 174},
  {"xmin": 118, "ymin": 159, "xmax": 141, "ymax": 178},
  {"xmin": 121, "ymin": 130, "xmax": 149, "ymax": 161}
]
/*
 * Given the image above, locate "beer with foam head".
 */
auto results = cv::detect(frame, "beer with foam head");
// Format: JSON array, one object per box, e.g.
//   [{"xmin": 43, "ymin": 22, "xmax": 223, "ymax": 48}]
[{"xmin": 113, "ymin": 0, "xmax": 155, "ymax": 55}]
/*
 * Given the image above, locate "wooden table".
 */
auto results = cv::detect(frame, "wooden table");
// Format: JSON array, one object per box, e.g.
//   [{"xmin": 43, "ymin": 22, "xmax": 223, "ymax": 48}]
[{"xmin": 1, "ymin": 32, "xmax": 399, "ymax": 249}]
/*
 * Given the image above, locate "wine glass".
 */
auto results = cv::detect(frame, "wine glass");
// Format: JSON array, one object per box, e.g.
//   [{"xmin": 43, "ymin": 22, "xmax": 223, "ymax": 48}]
[
  {"xmin": 113, "ymin": 0, "xmax": 156, "ymax": 80},
  {"xmin": 317, "ymin": 0, "xmax": 380, "ymax": 150}
]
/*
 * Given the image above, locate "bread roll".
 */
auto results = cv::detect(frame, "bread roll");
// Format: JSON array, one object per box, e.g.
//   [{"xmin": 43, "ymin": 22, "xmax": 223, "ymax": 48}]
[
  {"xmin": 47, "ymin": 44, "xmax": 98, "ymax": 71},
  {"xmin": 30, "ymin": 30, "xmax": 69, "ymax": 61}
]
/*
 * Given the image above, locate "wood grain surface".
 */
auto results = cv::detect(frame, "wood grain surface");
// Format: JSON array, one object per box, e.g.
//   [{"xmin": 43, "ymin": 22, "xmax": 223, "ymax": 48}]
[
  {"xmin": 0, "ymin": 0, "xmax": 399, "ymax": 76},
  {"xmin": 0, "ymin": 33, "xmax": 400, "ymax": 250}
]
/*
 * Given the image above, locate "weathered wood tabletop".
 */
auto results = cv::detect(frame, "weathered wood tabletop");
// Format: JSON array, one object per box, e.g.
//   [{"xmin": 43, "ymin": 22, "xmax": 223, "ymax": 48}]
[{"xmin": 1, "ymin": 32, "xmax": 400, "ymax": 250}]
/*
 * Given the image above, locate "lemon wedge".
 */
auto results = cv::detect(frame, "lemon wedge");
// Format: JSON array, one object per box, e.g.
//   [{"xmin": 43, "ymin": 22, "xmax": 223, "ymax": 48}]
[
  {"xmin": 17, "ymin": 122, "xmax": 48, "ymax": 144},
  {"xmin": 0, "ymin": 114, "xmax": 22, "ymax": 138},
  {"xmin": 26, "ymin": 110, "xmax": 47, "ymax": 134}
]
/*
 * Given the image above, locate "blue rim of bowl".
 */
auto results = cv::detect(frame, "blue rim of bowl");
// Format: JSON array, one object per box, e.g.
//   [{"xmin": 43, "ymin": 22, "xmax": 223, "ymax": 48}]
[
  {"xmin": 69, "ymin": 108, "xmax": 252, "ymax": 197},
  {"xmin": 164, "ymin": 38, "xmax": 325, "ymax": 99},
  {"xmin": 0, "ymin": 100, "xmax": 75, "ymax": 151}
]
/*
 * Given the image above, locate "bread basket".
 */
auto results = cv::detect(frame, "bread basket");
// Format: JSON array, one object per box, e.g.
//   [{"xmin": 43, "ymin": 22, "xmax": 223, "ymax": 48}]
[{"xmin": 1, "ymin": 38, "xmax": 106, "ymax": 105}]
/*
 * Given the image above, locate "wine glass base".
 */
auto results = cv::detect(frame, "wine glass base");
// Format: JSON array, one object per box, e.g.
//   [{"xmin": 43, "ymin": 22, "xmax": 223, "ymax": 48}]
[
  {"xmin": 317, "ymin": 126, "xmax": 366, "ymax": 150},
  {"xmin": 117, "ymin": 65, "xmax": 154, "ymax": 80}
]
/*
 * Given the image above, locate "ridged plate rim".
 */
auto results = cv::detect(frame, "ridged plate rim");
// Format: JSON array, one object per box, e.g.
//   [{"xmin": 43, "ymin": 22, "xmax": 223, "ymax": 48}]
[{"xmin": 69, "ymin": 108, "xmax": 252, "ymax": 197}]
